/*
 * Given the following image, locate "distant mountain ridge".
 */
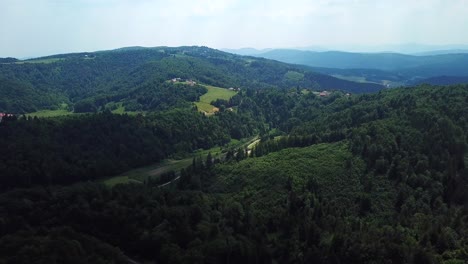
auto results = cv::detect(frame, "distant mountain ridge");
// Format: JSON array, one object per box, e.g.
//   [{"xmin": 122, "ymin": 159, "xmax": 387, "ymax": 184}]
[
  {"xmin": 224, "ymin": 44, "xmax": 468, "ymax": 55},
  {"xmin": 222, "ymin": 49, "xmax": 468, "ymax": 86},
  {"xmin": 413, "ymin": 75, "xmax": 468, "ymax": 85},
  {"xmin": 411, "ymin": 49, "xmax": 468, "ymax": 56},
  {"xmin": 221, "ymin": 48, "xmax": 273, "ymax": 56},
  {"xmin": 254, "ymin": 49, "xmax": 468, "ymax": 72}
]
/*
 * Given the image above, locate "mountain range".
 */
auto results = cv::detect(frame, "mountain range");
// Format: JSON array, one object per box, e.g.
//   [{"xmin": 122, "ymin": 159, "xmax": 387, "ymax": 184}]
[
  {"xmin": 222, "ymin": 49, "xmax": 468, "ymax": 87},
  {"xmin": 223, "ymin": 44, "xmax": 468, "ymax": 55}
]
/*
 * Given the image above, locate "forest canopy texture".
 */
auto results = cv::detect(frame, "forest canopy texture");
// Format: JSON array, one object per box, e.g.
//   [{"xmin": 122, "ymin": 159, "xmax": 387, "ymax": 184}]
[
  {"xmin": 1, "ymin": 46, "xmax": 467, "ymax": 264},
  {"xmin": 0, "ymin": 83, "xmax": 467, "ymax": 263}
]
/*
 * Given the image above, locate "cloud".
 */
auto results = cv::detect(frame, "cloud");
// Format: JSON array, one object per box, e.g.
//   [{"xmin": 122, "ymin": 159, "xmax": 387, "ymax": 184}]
[{"xmin": 1, "ymin": 0, "xmax": 468, "ymax": 57}]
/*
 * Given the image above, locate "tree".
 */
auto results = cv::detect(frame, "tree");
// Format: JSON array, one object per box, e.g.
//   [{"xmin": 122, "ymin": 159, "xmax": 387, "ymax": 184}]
[{"xmin": 206, "ymin": 152, "xmax": 213, "ymax": 168}]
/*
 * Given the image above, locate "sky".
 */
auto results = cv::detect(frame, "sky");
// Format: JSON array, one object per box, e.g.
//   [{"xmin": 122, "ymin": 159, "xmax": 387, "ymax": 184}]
[{"xmin": 1, "ymin": 0, "xmax": 468, "ymax": 58}]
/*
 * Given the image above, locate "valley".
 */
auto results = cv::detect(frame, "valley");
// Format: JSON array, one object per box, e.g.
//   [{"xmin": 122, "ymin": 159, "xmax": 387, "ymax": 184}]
[
  {"xmin": 225, "ymin": 49, "xmax": 468, "ymax": 87},
  {"xmin": 0, "ymin": 46, "xmax": 467, "ymax": 264},
  {"xmin": 102, "ymin": 136, "xmax": 258, "ymax": 187},
  {"xmin": 2, "ymin": 0, "xmax": 468, "ymax": 262}
]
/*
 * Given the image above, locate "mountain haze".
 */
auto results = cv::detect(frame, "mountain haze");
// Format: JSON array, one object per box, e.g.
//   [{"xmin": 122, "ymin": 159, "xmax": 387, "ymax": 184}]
[
  {"xmin": 228, "ymin": 49, "xmax": 468, "ymax": 86},
  {"xmin": 255, "ymin": 49, "xmax": 468, "ymax": 73}
]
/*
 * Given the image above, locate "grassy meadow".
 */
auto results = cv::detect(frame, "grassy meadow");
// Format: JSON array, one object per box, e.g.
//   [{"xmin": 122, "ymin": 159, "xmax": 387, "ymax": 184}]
[
  {"xmin": 25, "ymin": 103, "xmax": 73, "ymax": 118},
  {"xmin": 195, "ymin": 85, "xmax": 237, "ymax": 114},
  {"xmin": 101, "ymin": 136, "xmax": 259, "ymax": 187},
  {"xmin": 25, "ymin": 109, "xmax": 73, "ymax": 118},
  {"xmin": 102, "ymin": 146, "xmax": 224, "ymax": 187}
]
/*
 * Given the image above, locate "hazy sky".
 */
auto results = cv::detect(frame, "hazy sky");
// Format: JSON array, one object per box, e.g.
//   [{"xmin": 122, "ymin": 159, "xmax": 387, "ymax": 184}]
[{"xmin": 1, "ymin": 0, "xmax": 468, "ymax": 57}]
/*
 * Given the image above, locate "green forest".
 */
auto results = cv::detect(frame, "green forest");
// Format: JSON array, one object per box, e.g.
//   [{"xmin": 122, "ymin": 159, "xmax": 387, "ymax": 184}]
[
  {"xmin": 0, "ymin": 47, "xmax": 383, "ymax": 114},
  {"xmin": 0, "ymin": 78, "xmax": 467, "ymax": 263}
]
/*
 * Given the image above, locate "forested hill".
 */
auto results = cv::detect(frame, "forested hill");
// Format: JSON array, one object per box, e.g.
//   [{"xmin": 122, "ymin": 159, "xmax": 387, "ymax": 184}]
[
  {"xmin": 413, "ymin": 75, "xmax": 468, "ymax": 85},
  {"xmin": 0, "ymin": 46, "xmax": 383, "ymax": 113},
  {"xmin": 0, "ymin": 84, "xmax": 467, "ymax": 263}
]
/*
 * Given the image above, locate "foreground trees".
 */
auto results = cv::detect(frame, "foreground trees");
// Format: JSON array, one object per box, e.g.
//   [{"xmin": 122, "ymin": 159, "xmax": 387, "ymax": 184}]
[{"xmin": 0, "ymin": 84, "xmax": 467, "ymax": 263}]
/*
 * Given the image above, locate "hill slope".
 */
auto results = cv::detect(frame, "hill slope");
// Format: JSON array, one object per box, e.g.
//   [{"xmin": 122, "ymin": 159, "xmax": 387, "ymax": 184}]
[
  {"xmin": 413, "ymin": 75, "xmax": 468, "ymax": 85},
  {"xmin": 252, "ymin": 49, "xmax": 468, "ymax": 85},
  {"xmin": 256, "ymin": 49, "xmax": 468, "ymax": 72},
  {"xmin": 0, "ymin": 84, "xmax": 466, "ymax": 263},
  {"xmin": 0, "ymin": 46, "xmax": 383, "ymax": 113}
]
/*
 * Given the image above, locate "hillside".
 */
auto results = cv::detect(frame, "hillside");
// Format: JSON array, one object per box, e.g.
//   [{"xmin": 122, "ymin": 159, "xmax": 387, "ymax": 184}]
[
  {"xmin": 0, "ymin": 84, "xmax": 467, "ymax": 263},
  {"xmin": 256, "ymin": 49, "xmax": 468, "ymax": 72},
  {"xmin": 251, "ymin": 49, "xmax": 468, "ymax": 86},
  {"xmin": 0, "ymin": 46, "xmax": 383, "ymax": 113},
  {"xmin": 413, "ymin": 75, "xmax": 468, "ymax": 85}
]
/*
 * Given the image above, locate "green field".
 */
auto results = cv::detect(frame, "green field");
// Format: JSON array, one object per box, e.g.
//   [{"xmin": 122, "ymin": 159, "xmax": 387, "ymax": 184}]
[
  {"xmin": 26, "ymin": 109, "xmax": 73, "ymax": 118},
  {"xmin": 331, "ymin": 74, "xmax": 405, "ymax": 87},
  {"xmin": 26, "ymin": 102, "xmax": 145, "ymax": 118},
  {"xmin": 102, "ymin": 136, "xmax": 259, "ymax": 187},
  {"xmin": 15, "ymin": 58, "xmax": 64, "ymax": 64},
  {"xmin": 195, "ymin": 85, "xmax": 237, "ymax": 114},
  {"xmin": 109, "ymin": 102, "xmax": 144, "ymax": 116},
  {"xmin": 102, "ymin": 159, "xmax": 193, "ymax": 187},
  {"xmin": 102, "ymin": 146, "xmax": 224, "ymax": 187},
  {"xmin": 26, "ymin": 104, "xmax": 73, "ymax": 118},
  {"xmin": 331, "ymin": 74, "xmax": 374, "ymax": 84}
]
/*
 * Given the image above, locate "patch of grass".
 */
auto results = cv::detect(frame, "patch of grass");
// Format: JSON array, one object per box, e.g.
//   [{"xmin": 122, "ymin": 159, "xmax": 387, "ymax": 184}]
[
  {"xmin": 102, "ymin": 137, "xmax": 258, "ymax": 187},
  {"xmin": 17, "ymin": 58, "xmax": 64, "ymax": 64},
  {"xmin": 102, "ymin": 145, "xmax": 224, "ymax": 187},
  {"xmin": 26, "ymin": 104, "xmax": 73, "ymax": 118},
  {"xmin": 195, "ymin": 85, "xmax": 237, "ymax": 114},
  {"xmin": 102, "ymin": 176, "xmax": 141, "ymax": 187},
  {"xmin": 26, "ymin": 109, "xmax": 72, "ymax": 118},
  {"xmin": 108, "ymin": 102, "xmax": 145, "ymax": 116},
  {"xmin": 224, "ymin": 136, "xmax": 258, "ymax": 150},
  {"xmin": 247, "ymin": 139, "xmax": 261, "ymax": 150},
  {"xmin": 331, "ymin": 74, "xmax": 386, "ymax": 85},
  {"xmin": 111, "ymin": 104, "xmax": 126, "ymax": 114},
  {"xmin": 284, "ymin": 71, "xmax": 304, "ymax": 81},
  {"xmin": 195, "ymin": 101, "xmax": 218, "ymax": 113}
]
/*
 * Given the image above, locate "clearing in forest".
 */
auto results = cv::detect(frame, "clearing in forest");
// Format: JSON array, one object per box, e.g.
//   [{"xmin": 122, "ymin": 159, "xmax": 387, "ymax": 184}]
[
  {"xmin": 102, "ymin": 136, "xmax": 259, "ymax": 187},
  {"xmin": 195, "ymin": 85, "xmax": 237, "ymax": 114}
]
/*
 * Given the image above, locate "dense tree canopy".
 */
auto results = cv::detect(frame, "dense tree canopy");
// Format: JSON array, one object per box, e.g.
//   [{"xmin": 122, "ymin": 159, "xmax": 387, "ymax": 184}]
[{"xmin": 0, "ymin": 83, "xmax": 467, "ymax": 263}]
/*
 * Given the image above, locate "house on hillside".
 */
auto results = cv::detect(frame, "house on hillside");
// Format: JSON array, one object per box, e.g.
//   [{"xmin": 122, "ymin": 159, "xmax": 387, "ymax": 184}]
[
  {"xmin": 186, "ymin": 80, "xmax": 197, "ymax": 86},
  {"xmin": 0, "ymin": 113, "xmax": 13, "ymax": 122},
  {"xmin": 319, "ymin": 91, "xmax": 330, "ymax": 97}
]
